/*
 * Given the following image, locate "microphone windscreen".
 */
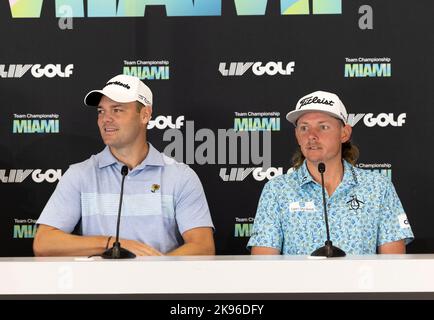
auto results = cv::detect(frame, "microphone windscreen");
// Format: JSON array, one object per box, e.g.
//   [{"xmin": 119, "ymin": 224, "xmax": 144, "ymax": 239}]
[
  {"xmin": 121, "ymin": 165, "xmax": 129, "ymax": 176},
  {"xmin": 318, "ymin": 162, "xmax": 326, "ymax": 173}
]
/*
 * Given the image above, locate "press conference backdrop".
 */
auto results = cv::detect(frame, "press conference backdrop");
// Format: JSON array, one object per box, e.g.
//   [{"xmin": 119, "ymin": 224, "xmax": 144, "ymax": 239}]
[{"xmin": 0, "ymin": 0, "xmax": 433, "ymax": 256}]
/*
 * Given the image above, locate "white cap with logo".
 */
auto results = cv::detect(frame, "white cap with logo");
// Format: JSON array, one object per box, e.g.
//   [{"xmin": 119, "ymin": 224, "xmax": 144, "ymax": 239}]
[
  {"xmin": 84, "ymin": 74, "xmax": 153, "ymax": 107},
  {"xmin": 286, "ymin": 90, "xmax": 348, "ymax": 126}
]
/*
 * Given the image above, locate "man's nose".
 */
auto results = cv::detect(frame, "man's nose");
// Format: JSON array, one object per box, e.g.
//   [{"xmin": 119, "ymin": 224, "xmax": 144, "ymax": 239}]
[
  {"xmin": 101, "ymin": 112, "xmax": 114, "ymax": 123},
  {"xmin": 307, "ymin": 128, "xmax": 319, "ymax": 140}
]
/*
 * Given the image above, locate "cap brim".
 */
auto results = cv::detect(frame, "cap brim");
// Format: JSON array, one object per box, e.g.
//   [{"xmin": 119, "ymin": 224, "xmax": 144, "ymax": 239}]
[
  {"xmin": 84, "ymin": 88, "xmax": 138, "ymax": 107},
  {"xmin": 84, "ymin": 90, "xmax": 104, "ymax": 107},
  {"xmin": 286, "ymin": 109, "xmax": 346, "ymax": 126}
]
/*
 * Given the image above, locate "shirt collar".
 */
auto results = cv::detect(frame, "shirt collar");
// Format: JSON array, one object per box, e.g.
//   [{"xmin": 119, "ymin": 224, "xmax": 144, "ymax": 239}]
[
  {"xmin": 97, "ymin": 143, "xmax": 165, "ymax": 169},
  {"xmin": 97, "ymin": 146, "xmax": 119, "ymax": 169},
  {"xmin": 136, "ymin": 143, "xmax": 165, "ymax": 169},
  {"xmin": 297, "ymin": 161, "xmax": 315, "ymax": 187},
  {"xmin": 296, "ymin": 159, "xmax": 358, "ymax": 187},
  {"xmin": 341, "ymin": 160, "xmax": 358, "ymax": 187}
]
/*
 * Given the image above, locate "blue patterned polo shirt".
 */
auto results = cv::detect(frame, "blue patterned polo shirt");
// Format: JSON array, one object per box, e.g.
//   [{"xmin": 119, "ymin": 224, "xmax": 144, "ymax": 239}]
[{"xmin": 247, "ymin": 160, "xmax": 414, "ymax": 255}]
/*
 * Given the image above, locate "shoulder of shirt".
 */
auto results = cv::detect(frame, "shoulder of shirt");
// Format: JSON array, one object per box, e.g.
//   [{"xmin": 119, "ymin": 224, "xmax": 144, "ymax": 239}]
[
  {"xmin": 161, "ymin": 153, "xmax": 187, "ymax": 168},
  {"xmin": 263, "ymin": 168, "xmax": 298, "ymax": 190},
  {"xmin": 67, "ymin": 154, "xmax": 99, "ymax": 172},
  {"xmin": 351, "ymin": 164, "xmax": 391, "ymax": 186},
  {"xmin": 59, "ymin": 154, "xmax": 102, "ymax": 180},
  {"xmin": 159, "ymin": 153, "xmax": 179, "ymax": 165},
  {"xmin": 160, "ymin": 153, "xmax": 197, "ymax": 176},
  {"xmin": 159, "ymin": 154, "xmax": 202, "ymax": 192},
  {"xmin": 53, "ymin": 154, "xmax": 99, "ymax": 184}
]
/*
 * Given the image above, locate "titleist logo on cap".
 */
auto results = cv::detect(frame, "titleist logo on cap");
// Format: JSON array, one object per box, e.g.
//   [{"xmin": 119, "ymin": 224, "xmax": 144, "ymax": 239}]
[
  {"xmin": 105, "ymin": 81, "xmax": 131, "ymax": 90},
  {"xmin": 298, "ymin": 96, "xmax": 334, "ymax": 109}
]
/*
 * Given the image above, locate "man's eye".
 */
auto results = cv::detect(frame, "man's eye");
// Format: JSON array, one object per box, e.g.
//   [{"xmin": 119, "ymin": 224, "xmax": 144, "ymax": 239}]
[
  {"xmin": 320, "ymin": 125, "xmax": 329, "ymax": 130},
  {"xmin": 97, "ymin": 109, "xmax": 104, "ymax": 114}
]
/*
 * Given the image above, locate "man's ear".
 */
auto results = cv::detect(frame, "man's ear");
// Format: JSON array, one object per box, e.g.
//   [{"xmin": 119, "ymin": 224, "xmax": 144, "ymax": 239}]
[
  {"xmin": 141, "ymin": 105, "xmax": 152, "ymax": 124},
  {"xmin": 341, "ymin": 124, "xmax": 352, "ymax": 143}
]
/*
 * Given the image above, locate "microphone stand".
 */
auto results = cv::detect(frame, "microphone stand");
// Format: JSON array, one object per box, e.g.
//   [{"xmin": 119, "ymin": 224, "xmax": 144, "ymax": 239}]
[
  {"xmin": 311, "ymin": 162, "xmax": 346, "ymax": 258},
  {"xmin": 102, "ymin": 165, "xmax": 136, "ymax": 259}
]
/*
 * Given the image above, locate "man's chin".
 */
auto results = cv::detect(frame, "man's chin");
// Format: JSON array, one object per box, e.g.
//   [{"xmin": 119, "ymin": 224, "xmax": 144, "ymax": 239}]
[
  {"xmin": 303, "ymin": 153, "xmax": 324, "ymax": 163},
  {"xmin": 102, "ymin": 139, "xmax": 119, "ymax": 148},
  {"xmin": 306, "ymin": 159, "xmax": 323, "ymax": 166}
]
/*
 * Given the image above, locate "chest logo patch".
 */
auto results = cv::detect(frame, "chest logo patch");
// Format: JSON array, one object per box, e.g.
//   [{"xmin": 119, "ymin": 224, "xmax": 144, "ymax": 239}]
[
  {"xmin": 289, "ymin": 201, "xmax": 316, "ymax": 212},
  {"xmin": 347, "ymin": 195, "xmax": 364, "ymax": 211}
]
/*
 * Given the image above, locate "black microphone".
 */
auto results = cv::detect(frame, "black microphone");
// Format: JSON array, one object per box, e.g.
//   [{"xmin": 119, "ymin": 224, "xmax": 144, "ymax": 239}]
[
  {"xmin": 311, "ymin": 162, "xmax": 346, "ymax": 257},
  {"xmin": 101, "ymin": 165, "xmax": 136, "ymax": 259}
]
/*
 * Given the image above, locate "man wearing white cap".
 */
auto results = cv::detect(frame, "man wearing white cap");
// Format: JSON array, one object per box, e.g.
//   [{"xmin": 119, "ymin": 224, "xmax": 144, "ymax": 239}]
[
  {"xmin": 248, "ymin": 91, "xmax": 414, "ymax": 255},
  {"xmin": 34, "ymin": 74, "xmax": 215, "ymax": 256}
]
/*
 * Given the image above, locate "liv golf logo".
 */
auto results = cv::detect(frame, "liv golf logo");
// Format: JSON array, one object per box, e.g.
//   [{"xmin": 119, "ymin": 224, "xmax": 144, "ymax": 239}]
[
  {"xmin": 0, "ymin": 169, "xmax": 62, "ymax": 183},
  {"xmin": 0, "ymin": 64, "xmax": 73, "ymax": 78},
  {"xmin": 220, "ymin": 62, "xmax": 295, "ymax": 77},
  {"xmin": 348, "ymin": 113, "xmax": 406, "ymax": 127},
  {"xmin": 9, "ymin": 0, "xmax": 342, "ymax": 18}
]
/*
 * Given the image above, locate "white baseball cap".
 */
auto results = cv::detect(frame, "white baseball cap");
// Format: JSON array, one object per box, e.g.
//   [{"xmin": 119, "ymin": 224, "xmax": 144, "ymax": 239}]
[
  {"xmin": 286, "ymin": 91, "xmax": 348, "ymax": 126},
  {"xmin": 84, "ymin": 74, "xmax": 153, "ymax": 107}
]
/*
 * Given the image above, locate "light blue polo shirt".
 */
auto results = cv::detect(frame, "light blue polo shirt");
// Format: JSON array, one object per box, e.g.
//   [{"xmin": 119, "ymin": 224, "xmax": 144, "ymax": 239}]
[
  {"xmin": 247, "ymin": 160, "xmax": 414, "ymax": 255},
  {"xmin": 37, "ymin": 144, "xmax": 214, "ymax": 254}
]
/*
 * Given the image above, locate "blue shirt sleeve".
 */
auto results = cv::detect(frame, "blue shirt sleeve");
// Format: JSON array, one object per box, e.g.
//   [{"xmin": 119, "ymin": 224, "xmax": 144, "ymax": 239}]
[
  {"xmin": 377, "ymin": 179, "xmax": 414, "ymax": 246},
  {"xmin": 247, "ymin": 180, "xmax": 283, "ymax": 251},
  {"xmin": 174, "ymin": 166, "xmax": 214, "ymax": 235},
  {"xmin": 36, "ymin": 165, "xmax": 82, "ymax": 233}
]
